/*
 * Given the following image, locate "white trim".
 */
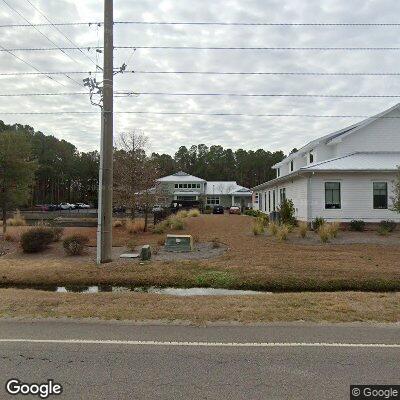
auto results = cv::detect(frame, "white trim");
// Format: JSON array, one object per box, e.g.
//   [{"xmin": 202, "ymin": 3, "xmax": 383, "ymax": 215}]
[{"xmin": 0, "ymin": 339, "xmax": 399, "ymax": 348}]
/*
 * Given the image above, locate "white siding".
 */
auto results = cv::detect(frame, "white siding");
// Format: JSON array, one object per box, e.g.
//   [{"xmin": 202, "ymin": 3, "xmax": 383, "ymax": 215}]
[
  {"xmin": 256, "ymin": 177, "xmax": 309, "ymax": 220},
  {"xmin": 333, "ymin": 108, "xmax": 400, "ymax": 156},
  {"xmin": 309, "ymin": 172, "xmax": 400, "ymax": 222}
]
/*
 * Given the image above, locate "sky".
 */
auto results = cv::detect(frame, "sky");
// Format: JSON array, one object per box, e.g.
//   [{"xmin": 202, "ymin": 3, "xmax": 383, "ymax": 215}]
[{"xmin": 1, "ymin": 0, "xmax": 400, "ymax": 155}]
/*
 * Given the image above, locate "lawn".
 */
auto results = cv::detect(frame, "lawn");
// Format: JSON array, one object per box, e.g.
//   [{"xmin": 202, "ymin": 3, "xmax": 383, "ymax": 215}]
[
  {"xmin": 0, "ymin": 289, "xmax": 398, "ymax": 324},
  {"xmin": 0, "ymin": 214, "xmax": 399, "ymax": 292}
]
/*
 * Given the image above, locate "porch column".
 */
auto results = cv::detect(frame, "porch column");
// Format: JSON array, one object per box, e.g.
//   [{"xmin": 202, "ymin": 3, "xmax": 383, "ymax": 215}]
[{"xmin": 231, "ymin": 195, "xmax": 235, "ymax": 206}]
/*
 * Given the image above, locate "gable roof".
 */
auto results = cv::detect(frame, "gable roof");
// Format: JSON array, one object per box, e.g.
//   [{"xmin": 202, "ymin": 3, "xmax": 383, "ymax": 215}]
[
  {"xmin": 205, "ymin": 181, "xmax": 252, "ymax": 195},
  {"xmin": 252, "ymin": 152, "xmax": 400, "ymax": 191},
  {"xmin": 273, "ymin": 102, "xmax": 400, "ymax": 168},
  {"xmin": 157, "ymin": 171, "xmax": 206, "ymax": 182},
  {"xmin": 301, "ymin": 152, "xmax": 400, "ymax": 171}
]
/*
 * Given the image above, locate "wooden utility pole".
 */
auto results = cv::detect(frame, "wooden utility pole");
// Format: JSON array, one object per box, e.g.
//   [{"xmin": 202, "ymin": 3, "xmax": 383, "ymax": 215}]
[{"xmin": 97, "ymin": 0, "xmax": 113, "ymax": 264}]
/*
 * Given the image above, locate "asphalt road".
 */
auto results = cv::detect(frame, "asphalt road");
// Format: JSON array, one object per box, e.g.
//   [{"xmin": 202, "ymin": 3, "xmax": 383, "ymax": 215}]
[{"xmin": 0, "ymin": 319, "xmax": 399, "ymax": 399}]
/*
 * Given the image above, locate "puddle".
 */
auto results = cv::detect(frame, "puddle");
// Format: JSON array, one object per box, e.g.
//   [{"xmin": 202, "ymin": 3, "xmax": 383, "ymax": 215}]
[{"xmin": 12, "ymin": 285, "xmax": 268, "ymax": 296}]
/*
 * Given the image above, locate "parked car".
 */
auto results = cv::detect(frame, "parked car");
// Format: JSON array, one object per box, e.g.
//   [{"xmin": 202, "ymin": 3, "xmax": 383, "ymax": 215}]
[
  {"xmin": 212, "ymin": 205, "xmax": 224, "ymax": 214},
  {"xmin": 75, "ymin": 203, "xmax": 90, "ymax": 209},
  {"xmin": 59, "ymin": 202, "xmax": 75, "ymax": 210},
  {"xmin": 152, "ymin": 205, "xmax": 163, "ymax": 213},
  {"xmin": 170, "ymin": 200, "xmax": 203, "ymax": 213},
  {"xmin": 47, "ymin": 204, "xmax": 62, "ymax": 211},
  {"xmin": 229, "ymin": 206, "xmax": 241, "ymax": 215}
]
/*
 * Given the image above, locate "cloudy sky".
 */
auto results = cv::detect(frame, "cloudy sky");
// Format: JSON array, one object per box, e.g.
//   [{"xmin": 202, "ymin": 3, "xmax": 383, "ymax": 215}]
[{"xmin": 0, "ymin": 0, "xmax": 400, "ymax": 155}]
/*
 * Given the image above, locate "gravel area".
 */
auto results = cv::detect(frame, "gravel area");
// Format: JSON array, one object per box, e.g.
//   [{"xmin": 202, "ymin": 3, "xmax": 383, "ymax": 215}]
[{"xmin": 153, "ymin": 242, "xmax": 228, "ymax": 261}]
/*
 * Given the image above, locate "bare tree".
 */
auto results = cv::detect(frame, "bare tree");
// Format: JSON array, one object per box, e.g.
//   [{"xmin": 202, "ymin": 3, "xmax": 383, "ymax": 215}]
[{"xmin": 113, "ymin": 130, "xmax": 164, "ymax": 231}]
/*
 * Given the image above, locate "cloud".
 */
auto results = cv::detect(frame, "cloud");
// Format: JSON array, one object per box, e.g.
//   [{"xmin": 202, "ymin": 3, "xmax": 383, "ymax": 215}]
[{"xmin": 0, "ymin": 0, "xmax": 399, "ymax": 155}]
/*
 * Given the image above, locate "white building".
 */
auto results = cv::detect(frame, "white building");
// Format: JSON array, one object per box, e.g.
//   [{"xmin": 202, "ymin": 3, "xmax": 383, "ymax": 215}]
[
  {"xmin": 252, "ymin": 103, "xmax": 400, "ymax": 223},
  {"xmin": 157, "ymin": 171, "xmax": 253, "ymax": 208}
]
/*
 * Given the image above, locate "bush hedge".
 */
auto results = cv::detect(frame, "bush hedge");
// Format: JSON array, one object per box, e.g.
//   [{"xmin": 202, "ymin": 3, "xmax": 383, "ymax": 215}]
[
  {"xmin": 63, "ymin": 234, "xmax": 89, "ymax": 256},
  {"xmin": 20, "ymin": 227, "xmax": 55, "ymax": 253}
]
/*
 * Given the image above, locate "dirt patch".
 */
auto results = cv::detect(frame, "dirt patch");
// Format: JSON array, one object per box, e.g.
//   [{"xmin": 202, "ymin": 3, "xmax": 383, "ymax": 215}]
[
  {"xmin": 0, "ymin": 289, "xmax": 398, "ymax": 323},
  {"xmin": 153, "ymin": 242, "xmax": 228, "ymax": 261}
]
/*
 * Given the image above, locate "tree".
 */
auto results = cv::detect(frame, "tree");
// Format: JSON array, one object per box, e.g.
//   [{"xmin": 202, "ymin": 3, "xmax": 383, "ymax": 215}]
[
  {"xmin": 113, "ymin": 131, "xmax": 164, "ymax": 231},
  {"xmin": 392, "ymin": 166, "xmax": 400, "ymax": 213},
  {"xmin": 0, "ymin": 130, "xmax": 37, "ymax": 233}
]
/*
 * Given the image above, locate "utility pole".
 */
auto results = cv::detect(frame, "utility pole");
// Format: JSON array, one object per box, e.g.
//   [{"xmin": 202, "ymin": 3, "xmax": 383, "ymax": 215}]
[{"xmin": 97, "ymin": 0, "xmax": 113, "ymax": 264}]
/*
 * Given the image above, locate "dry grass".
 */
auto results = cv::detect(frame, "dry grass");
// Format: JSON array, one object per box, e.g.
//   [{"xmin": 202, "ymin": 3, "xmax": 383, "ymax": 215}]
[
  {"xmin": 6, "ymin": 210, "xmax": 26, "ymax": 227},
  {"xmin": 188, "ymin": 209, "xmax": 201, "ymax": 217},
  {"xmin": 126, "ymin": 219, "xmax": 145, "ymax": 234},
  {"xmin": 268, "ymin": 221, "xmax": 279, "ymax": 236},
  {"xmin": 252, "ymin": 221, "xmax": 265, "ymax": 235},
  {"xmin": 112, "ymin": 219, "xmax": 125, "ymax": 228},
  {"xmin": 277, "ymin": 225, "xmax": 290, "ymax": 241},
  {"xmin": 299, "ymin": 222, "xmax": 308, "ymax": 238},
  {"xmin": 319, "ymin": 225, "xmax": 331, "ymax": 243},
  {"xmin": 0, "ymin": 289, "xmax": 398, "ymax": 323},
  {"xmin": 176, "ymin": 210, "xmax": 188, "ymax": 219},
  {"xmin": 2, "ymin": 215, "xmax": 400, "ymax": 292},
  {"xmin": 327, "ymin": 221, "xmax": 340, "ymax": 238}
]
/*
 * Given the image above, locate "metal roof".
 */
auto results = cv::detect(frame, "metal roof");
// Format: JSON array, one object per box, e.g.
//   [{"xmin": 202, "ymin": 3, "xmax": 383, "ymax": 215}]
[
  {"xmin": 302, "ymin": 152, "xmax": 400, "ymax": 171},
  {"xmin": 205, "ymin": 181, "xmax": 252, "ymax": 195},
  {"xmin": 157, "ymin": 171, "xmax": 206, "ymax": 182}
]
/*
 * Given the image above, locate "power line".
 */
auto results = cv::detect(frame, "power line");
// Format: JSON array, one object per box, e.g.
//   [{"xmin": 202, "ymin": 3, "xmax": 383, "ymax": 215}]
[
  {"xmin": 3, "ymin": 21, "xmax": 400, "ymax": 28},
  {"xmin": 4, "ymin": 46, "xmax": 400, "ymax": 52},
  {"xmin": 0, "ymin": 44, "xmax": 67, "ymax": 87},
  {"xmin": 2, "ymin": 70, "xmax": 400, "ymax": 77},
  {"xmin": 24, "ymin": 0, "xmax": 99, "ymax": 68},
  {"xmin": 2, "ymin": 91, "xmax": 400, "ymax": 98},
  {"xmin": 1, "ymin": 111, "xmax": 400, "ymax": 118},
  {"xmin": 0, "ymin": 0, "xmax": 84, "ymax": 87}
]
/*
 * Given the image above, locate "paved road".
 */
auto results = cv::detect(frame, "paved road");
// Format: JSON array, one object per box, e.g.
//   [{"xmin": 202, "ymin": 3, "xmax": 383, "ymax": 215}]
[{"xmin": 0, "ymin": 319, "xmax": 399, "ymax": 399}]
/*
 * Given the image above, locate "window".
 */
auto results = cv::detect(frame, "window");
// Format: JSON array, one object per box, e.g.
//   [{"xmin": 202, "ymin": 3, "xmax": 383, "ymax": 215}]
[
  {"xmin": 255, "ymin": 193, "xmax": 259, "ymax": 203},
  {"xmin": 177, "ymin": 196, "xmax": 196, "ymax": 201},
  {"xmin": 272, "ymin": 190, "xmax": 276, "ymax": 211},
  {"xmin": 197, "ymin": 183, "xmax": 201, "ymax": 189},
  {"xmin": 268, "ymin": 191, "xmax": 271, "ymax": 212},
  {"xmin": 373, "ymin": 182, "xmax": 388, "ymax": 209},
  {"xmin": 280, "ymin": 188, "xmax": 286, "ymax": 203},
  {"xmin": 206, "ymin": 196, "xmax": 220, "ymax": 205},
  {"xmin": 290, "ymin": 160, "xmax": 294, "ymax": 172},
  {"xmin": 309, "ymin": 152, "xmax": 314, "ymax": 163},
  {"xmin": 277, "ymin": 168, "xmax": 280, "ymax": 178},
  {"xmin": 325, "ymin": 182, "xmax": 341, "ymax": 209},
  {"xmin": 264, "ymin": 193, "xmax": 267, "ymax": 212},
  {"xmin": 175, "ymin": 184, "xmax": 178, "ymax": 188}
]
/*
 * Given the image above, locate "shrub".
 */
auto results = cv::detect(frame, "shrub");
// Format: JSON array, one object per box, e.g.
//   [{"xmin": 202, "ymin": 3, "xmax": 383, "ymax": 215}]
[
  {"xmin": 153, "ymin": 220, "xmax": 168, "ymax": 234},
  {"xmin": 169, "ymin": 216, "xmax": 185, "ymax": 231},
  {"xmin": 188, "ymin": 209, "xmax": 200, "ymax": 217},
  {"xmin": 256, "ymin": 214, "xmax": 269, "ymax": 227},
  {"xmin": 20, "ymin": 227, "xmax": 55, "ymax": 253},
  {"xmin": 318, "ymin": 225, "xmax": 331, "ymax": 243},
  {"xmin": 211, "ymin": 237, "xmax": 220, "ymax": 248},
  {"xmin": 176, "ymin": 210, "xmax": 188, "ymax": 219},
  {"xmin": 327, "ymin": 221, "xmax": 340, "ymax": 238},
  {"xmin": 252, "ymin": 222, "xmax": 265, "ymax": 235},
  {"xmin": 299, "ymin": 222, "xmax": 308, "ymax": 238},
  {"xmin": 51, "ymin": 227, "xmax": 64, "ymax": 242},
  {"xmin": 244, "ymin": 209, "xmax": 266, "ymax": 218},
  {"xmin": 313, "ymin": 217, "xmax": 326, "ymax": 231},
  {"xmin": 277, "ymin": 224, "xmax": 290, "ymax": 241},
  {"xmin": 113, "ymin": 219, "xmax": 124, "ymax": 228},
  {"xmin": 63, "ymin": 234, "xmax": 89, "ymax": 256},
  {"xmin": 349, "ymin": 220, "xmax": 365, "ymax": 232},
  {"xmin": 379, "ymin": 220, "xmax": 396, "ymax": 233},
  {"xmin": 4, "ymin": 233, "xmax": 15, "ymax": 242},
  {"xmin": 377, "ymin": 226, "xmax": 391, "ymax": 236},
  {"xmin": 126, "ymin": 219, "xmax": 145, "ymax": 234},
  {"xmin": 278, "ymin": 199, "xmax": 296, "ymax": 225},
  {"xmin": 7, "ymin": 210, "xmax": 26, "ymax": 226},
  {"xmin": 268, "ymin": 221, "xmax": 279, "ymax": 236}
]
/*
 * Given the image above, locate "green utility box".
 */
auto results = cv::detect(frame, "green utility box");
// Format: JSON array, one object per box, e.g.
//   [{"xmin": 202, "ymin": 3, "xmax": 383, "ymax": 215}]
[
  {"xmin": 165, "ymin": 235, "xmax": 194, "ymax": 253},
  {"xmin": 140, "ymin": 245, "xmax": 152, "ymax": 261}
]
